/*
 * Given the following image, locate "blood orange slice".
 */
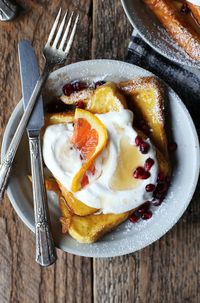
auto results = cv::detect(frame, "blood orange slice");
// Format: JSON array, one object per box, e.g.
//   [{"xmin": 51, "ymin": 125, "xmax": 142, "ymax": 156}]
[{"xmin": 71, "ymin": 108, "xmax": 108, "ymax": 192}]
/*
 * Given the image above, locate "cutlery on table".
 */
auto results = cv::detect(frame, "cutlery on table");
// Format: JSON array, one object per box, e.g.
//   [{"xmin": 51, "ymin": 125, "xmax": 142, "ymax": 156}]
[
  {"xmin": 0, "ymin": 9, "xmax": 79, "ymax": 264},
  {"xmin": 0, "ymin": 8, "xmax": 79, "ymax": 198},
  {"xmin": 19, "ymin": 40, "xmax": 57, "ymax": 267},
  {"xmin": 0, "ymin": 0, "xmax": 19, "ymax": 21}
]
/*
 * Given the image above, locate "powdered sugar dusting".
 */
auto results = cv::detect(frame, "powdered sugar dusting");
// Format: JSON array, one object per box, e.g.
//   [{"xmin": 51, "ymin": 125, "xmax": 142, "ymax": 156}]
[
  {"xmin": 119, "ymin": 77, "xmax": 165, "ymax": 124},
  {"xmin": 123, "ymin": 0, "xmax": 200, "ymax": 67},
  {"xmin": 4, "ymin": 60, "xmax": 198, "ymax": 258},
  {"xmin": 40, "ymin": 60, "xmax": 199, "ymax": 257}
]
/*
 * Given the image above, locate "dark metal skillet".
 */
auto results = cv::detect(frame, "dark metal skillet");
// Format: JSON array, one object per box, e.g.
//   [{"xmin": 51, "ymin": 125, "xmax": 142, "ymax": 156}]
[{"xmin": 121, "ymin": 0, "xmax": 200, "ymax": 68}]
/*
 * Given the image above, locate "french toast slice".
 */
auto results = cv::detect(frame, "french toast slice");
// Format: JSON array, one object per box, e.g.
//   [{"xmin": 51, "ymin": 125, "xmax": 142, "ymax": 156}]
[
  {"xmin": 143, "ymin": 0, "xmax": 200, "ymax": 60},
  {"xmin": 59, "ymin": 196, "xmax": 134, "ymax": 244},
  {"xmin": 44, "ymin": 111, "xmax": 74, "ymax": 127},
  {"xmin": 60, "ymin": 82, "xmax": 128, "ymax": 113},
  {"xmin": 57, "ymin": 180, "xmax": 98, "ymax": 216},
  {"xmin": 118, "ymin": 77, "xmax": 169, "ymax": 160},
  {"xmin": 43, "ymin": 77, "xmax": 171, "ymax": 243}
]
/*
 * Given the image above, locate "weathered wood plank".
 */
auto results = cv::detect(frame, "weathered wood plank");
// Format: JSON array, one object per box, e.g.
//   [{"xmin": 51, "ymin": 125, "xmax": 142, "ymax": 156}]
[
  {"xmin": 0, "ymin": 1, "xmax": 92, "ymax": 302},
  {"xmin": 92, "ymin": 0, "xmax": 132, "ymax": 60},
  {"xmin": 0, "ymin": 0, "xmax": 200, "ymax": 302},
  {"xmin": 92, "ymin": 1, "xmax": 200, "ymax": 303},
  {"xmin": 0, "ymin": 218, "xmax": 12, "ymax": 303}
]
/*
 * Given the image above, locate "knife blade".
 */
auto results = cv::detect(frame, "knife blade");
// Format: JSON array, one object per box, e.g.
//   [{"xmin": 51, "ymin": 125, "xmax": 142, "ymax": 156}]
[
  {"xmin": 18, "ymin": 40, "xmax": 57, "ymax": 267},
  {"xmin": 19, "ymin": 40, "xmax": 44, "ymax": 131}
]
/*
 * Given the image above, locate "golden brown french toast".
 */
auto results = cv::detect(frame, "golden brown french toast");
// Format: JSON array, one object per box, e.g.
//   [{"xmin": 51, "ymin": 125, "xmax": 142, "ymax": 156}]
[
  {"xmin": 42, "ymin": 77, "xmax": 171, "ymax": 243},
  {"xmin": 143, "ymin": 0, "xmax": 200, "ymax": 60},
  {"xmin": 60, "ymin": 82, "xmax": 128, "ymax": 113},
  {"xmin": 118, "ymin": 77, "xmax": 169, "ymax": 160},
  {"xmin": 44, "ymin": 111, "xmax": 74, "ymax": 126},
  {"xmin": 59, "ymin": 196, "xmax": 134, "ymax": 244},
  {"xmin": 57, "ymin": 180, "xmax": 98, "ymax": 216}
]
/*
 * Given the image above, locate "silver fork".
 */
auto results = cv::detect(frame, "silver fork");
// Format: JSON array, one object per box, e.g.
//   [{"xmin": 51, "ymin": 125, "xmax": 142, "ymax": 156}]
[{"xmin": 0, "ymin": 9, "xmax": 79, "ymax": 264}]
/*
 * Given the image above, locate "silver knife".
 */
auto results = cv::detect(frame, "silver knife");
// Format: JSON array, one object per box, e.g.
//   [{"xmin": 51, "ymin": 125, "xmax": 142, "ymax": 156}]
[{"xmin": 18, "ymin": 40, "xmax": 57, "ymax": 267}]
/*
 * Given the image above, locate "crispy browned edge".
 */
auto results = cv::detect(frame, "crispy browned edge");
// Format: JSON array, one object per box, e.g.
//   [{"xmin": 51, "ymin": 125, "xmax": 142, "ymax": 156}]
[
  {"xmin": 143, "ymin": 0, "xmax": 200, "ymax": 60},
  {"xmin": 118, "ymin": 76, "xmax": 165, "ymax": 110},
  {"xmin": 117, "ymin": 76, "xmax": 165, "ymax": 115},
  {"xmin": 187, "ymin": 2, "xmax": 200, "ymax": 24},
  {"xmin": 118, "ymin": 76, "xmax": 169, "ymax": 160}
]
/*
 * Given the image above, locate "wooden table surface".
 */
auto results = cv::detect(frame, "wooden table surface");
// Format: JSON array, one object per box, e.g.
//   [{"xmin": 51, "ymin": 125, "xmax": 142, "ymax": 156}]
[{"xmin": 0, "ymin": 1, "xmax": 199, "ymax": 302}]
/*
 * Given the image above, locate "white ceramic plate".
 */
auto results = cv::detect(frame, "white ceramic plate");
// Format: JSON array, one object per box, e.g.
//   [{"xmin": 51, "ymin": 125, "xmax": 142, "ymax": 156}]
[
  {"xmin": 1, "ymin": 60, "xmax": 199, "ymax": 257},
  {"xmin": 121, "ymin": 0, "xmax": 200, "ymax": 68}
]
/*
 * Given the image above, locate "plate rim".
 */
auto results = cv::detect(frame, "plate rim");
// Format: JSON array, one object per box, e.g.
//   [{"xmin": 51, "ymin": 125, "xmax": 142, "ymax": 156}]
[
  {"xmin": 121, "ymin": 0, "xmax": 200, "ymax": 68},
  {"xmin": 2, "ymin": 59, "xmax": 200, "ymax": 257}
]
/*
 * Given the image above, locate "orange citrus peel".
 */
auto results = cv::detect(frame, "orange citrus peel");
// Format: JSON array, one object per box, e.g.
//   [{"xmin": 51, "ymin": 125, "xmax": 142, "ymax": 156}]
[{"xmin": 71, "ymin": 108, "xmax": 108, "ymax": 192}]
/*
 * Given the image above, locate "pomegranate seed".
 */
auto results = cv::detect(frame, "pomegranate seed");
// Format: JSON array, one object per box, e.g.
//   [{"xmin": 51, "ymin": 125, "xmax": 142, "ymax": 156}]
[
  {"xmin": 133, "ymin": 167, "xmax": 144, "ymax": 178},
  {"xmin": 63, "ymin": 81, "xmax": 87, "ymax": 96},
  {"xmin": 145, "ymin": 184, "xmax": 155, "ymax": 192},
  {"xmin": 72, "ymin": 81, "xmax": 87, "ymax": 92},
  {"xmin": 139, "ymin": 142, "xmax": 149, "ymax": 154},
  {"xmin": 63, "ymin": 83, "xmax": 74, "ymax": 96},
  {"xmin": 137, "ymin": 202, "xmax": 150, "ymax": 214},
  {"xmin": 80, "ymin": 154, "xmax": 84, "ymax": 160},
  {"xmin": 168, "ymin": 142, "xmax": 177, "ymax": 152},
  {"xmin": 75, "ymin": 100, "xmax": 85, "ymax": 109},
  {"xmin": 130, "ymin": 213, "xmax": 140, "ymax": 223},
  {"xmin": 135, "ymin": 135, "xmax": 143, "ymax": 146},
  {"xmin": 157, "ymin": 172, "xmax": 165, "ymax": 182},
  {"xmin": 142, "ymin": 171, "xmax": 150, "ymax": 179},
  {"xmin": 151, "ymin": 198, "xmax": 163, "ymax": 206},
  {"xmin": 144, "ymin": 158, "xmax": 154, "ymax": 171},
  {"xmin": 181, "ymin": 3, "xmax": 190, "ymax": 14},
  {"xmin": 95, "ymin": 80, "xmax": 106, "ymax": 88},
  {"xmin": 140, "ymin": 120, "xmax": 150, "ymax": 135},
  {"xmin": 133, "ymin": 167, "xmax": 150, "ymax": 179},
  {"xmin": 142, "ymin": 211, "xmax": 152, "ymax": 220}
]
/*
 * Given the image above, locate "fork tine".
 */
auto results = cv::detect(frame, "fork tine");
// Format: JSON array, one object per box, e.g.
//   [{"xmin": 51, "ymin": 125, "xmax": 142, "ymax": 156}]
[
  {"xmin": 59, "ymin": 12, "xmax": 73, "ymax": 50},
  {"xmin": 64, "ymin": 14, "xmax": 79, "ymax": 54},
  {"xmin": 52, "ymin": 11, "xmax": 68, "ymax": 48},
  {"xmin": 46, "ymin": 8, "xmax": 62, "ymax": 45}
]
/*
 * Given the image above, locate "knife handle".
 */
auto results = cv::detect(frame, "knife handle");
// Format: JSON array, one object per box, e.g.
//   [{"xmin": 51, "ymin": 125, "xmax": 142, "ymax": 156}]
[
  {"xmin": 29, "ymin": 131, "xmax": 57, "ymax": 267},
  {"xmin": 0, "ymin": 148, "xmax": 14, "ymax": 200},
  {"xmin": 0, "ymin": 68, "xmax": 49, "ymax": 201}
]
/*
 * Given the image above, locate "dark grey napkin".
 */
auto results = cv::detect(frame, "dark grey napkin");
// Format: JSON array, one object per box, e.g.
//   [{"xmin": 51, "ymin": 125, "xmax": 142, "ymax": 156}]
[{"xmin": 126, "ymin": 29, "xmax": 200, "ymax": 129}]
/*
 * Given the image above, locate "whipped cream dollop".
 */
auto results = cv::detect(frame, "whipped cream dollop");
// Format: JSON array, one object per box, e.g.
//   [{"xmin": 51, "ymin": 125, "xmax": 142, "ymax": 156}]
[
  {"xmin": 187, "ymin": 0, "xmax": 200, "ymax": 6},
  {"xmin": 43, "ymin": 110, "xmax": 159, "ymax": 214}
]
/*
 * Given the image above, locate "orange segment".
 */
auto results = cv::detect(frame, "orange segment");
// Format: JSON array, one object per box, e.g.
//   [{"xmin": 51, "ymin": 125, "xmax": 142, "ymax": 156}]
[
  {"xmin": 72, "ymin": 118, "xmax": 98, "ymax": 160},
  {"xmin": 71, "ymin": 108, "xmax": 108, "ymax": 192}
]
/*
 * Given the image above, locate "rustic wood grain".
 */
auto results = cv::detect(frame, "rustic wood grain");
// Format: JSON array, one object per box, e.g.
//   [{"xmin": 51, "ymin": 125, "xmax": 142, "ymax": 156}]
[
  {"xmin": 0, "ymin": 0, "xmax": 199, "ymax": 302},
  {"xmin": 0, "ymin": 218, "xmax": 12, "ymax": 303},
  {"xmin": 92, "ymin": 0, "xmax": 131, "ymax": 60},
  {"xmin": 0, "ymin": 1, "xmax": 92, "ymax": 303}
]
